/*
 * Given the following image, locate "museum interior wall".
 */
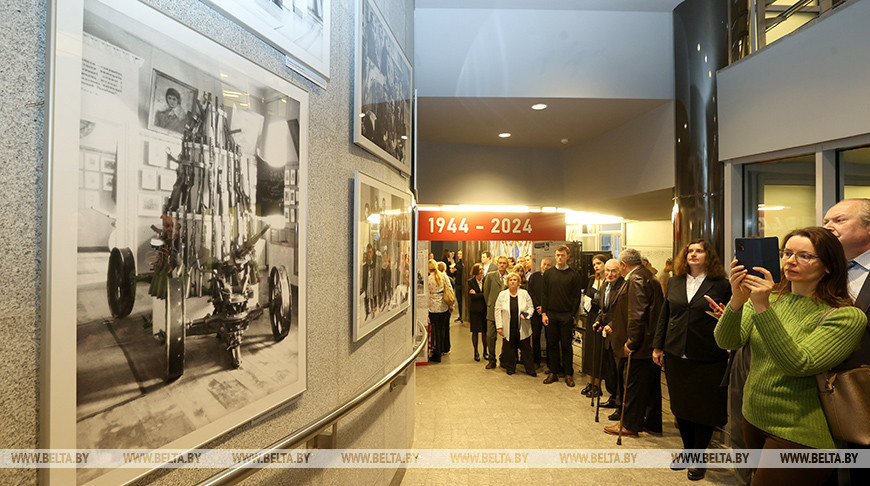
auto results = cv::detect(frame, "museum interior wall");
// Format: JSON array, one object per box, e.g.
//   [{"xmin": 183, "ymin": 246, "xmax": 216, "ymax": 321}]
[
  {"xmin": 718, "ymin": 0, "xmax": 870, "ymax": 161},
  {"xmin": 0, "ymin": 0, "xmax": 416, "ymax": 485},
  {"xmin": 413, "ymin": 4, "xmax": 676, "ymax": 221},
  {"xmin": 413, "ymin": 7, "xmax": 674, "ymax": 99},
  {"xmin": 415, "ymin": 141, "xmax": 565, "ymax": 207},
  {"xmin": 416, "ymin": 101, "xmax": 675, "ymax": 220}
]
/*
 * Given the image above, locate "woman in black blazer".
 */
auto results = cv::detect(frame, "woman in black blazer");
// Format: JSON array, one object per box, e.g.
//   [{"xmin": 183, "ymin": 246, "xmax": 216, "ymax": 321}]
[
  {"xmin": 468, "ymin": 263, "xmax": 488, "ymax": 361},
  {"xmin": 653, "ymin": 240, "xmax": 730, "ymax": 481}
]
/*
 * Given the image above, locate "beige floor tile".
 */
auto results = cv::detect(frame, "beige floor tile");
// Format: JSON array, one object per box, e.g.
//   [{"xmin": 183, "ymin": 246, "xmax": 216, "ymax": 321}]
[{"xmin": 403, "ymin": 322, "xmax": 740, "ymax": 485}]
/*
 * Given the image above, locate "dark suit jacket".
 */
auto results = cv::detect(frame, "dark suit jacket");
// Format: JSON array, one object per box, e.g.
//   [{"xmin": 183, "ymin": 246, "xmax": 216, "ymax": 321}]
[
  {"xmin": 483, "ymin": 270, "xmax": 507, "ymax": 321},
  {"xmin": 621, "ymin": 265, "xmax": 663, "ymax": 359},
  {"xmin": 468, "ymin": 277, "xmax": 486, "ymax": 313},
  {"xmin": 653, "ymin": 275, "xmax": 731, "ymax": 362},
  {"xmin": 527, "ymin": 271, "xmax": 544, "ymax": 308},
  {"xmin": 834, "ymin": 273, "xmax": 870, "ymax": 370},
  {"xmin": 596, "ymin": 277, "xmax": 625, "ymax": 353}
]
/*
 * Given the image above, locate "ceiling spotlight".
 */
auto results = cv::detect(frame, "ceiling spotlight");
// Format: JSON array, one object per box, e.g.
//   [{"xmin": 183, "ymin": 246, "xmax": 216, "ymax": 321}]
[
  {"xmin": 561, "ymin": 138, "xmax": 569, "ymax": 145},
  {"xmin": 498, "ymin": 132, "xmax": 511, "ymax": 138},
  {"xmin": 531, "ymin": 103, "xmax": 547, "ymax": 110}
]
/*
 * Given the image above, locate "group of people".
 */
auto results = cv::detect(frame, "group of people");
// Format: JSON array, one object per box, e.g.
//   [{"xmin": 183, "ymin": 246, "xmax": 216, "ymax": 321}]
[
  {"xmin": 426, "ymin": 198, "xmax": 870, "ymax": 485},
  {"xmin": 586, "ymin": 201, "xmax": 869, "ymax": 485}
]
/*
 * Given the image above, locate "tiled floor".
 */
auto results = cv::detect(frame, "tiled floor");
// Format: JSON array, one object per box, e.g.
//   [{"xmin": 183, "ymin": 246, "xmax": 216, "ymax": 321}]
[{"xmin": 401, "ymin": 321, "xmax": 739, "ymax": 485}]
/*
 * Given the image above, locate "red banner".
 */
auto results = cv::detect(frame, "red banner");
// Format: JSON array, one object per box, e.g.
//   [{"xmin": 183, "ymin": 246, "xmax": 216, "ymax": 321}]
[{"xmin": 417, "ymin": 211, "xmax": 566, "ymax": 241}]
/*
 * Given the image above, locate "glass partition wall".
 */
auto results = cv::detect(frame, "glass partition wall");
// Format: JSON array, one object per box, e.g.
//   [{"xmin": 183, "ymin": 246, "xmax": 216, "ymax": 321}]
[
  {"xmin": 742, "ymin": 154, "xmax": 815, "ymax": 243},
  {"xmin": 726, "ymin": 136, "xmax": 870, "ymax": 262}
]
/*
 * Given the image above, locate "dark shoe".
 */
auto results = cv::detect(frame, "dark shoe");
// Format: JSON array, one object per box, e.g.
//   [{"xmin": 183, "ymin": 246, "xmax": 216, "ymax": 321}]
[
  {"xmin": 565, "ymin": 375, "xmax": 575, "ymax": 387},
  {"xmin": 543, "ymin": 373, "xmax": 558, "ymax": 384},
  {"xmin": 670, "ymin": 462, "xmax": 687, "ymax": 471},
  {"xmin": 643, "ymin": 426, "xmax": 663, "ymax": 434},
  {"xmin": 600, "ymin": 398, "xmax": 619, "ymax": 409},
  {"xmin": 485, "ymin": 362, "xmax": 496, "ymax": 369},
  {"xmin": 580, "ymin": 383, "xmax": 592, "ymax": 395},
  {"xmin": 607, "ymin": 410, "xmax": 621, "ymax": 421},
  {"xmin": 587, "ymin": 385, "xmax": 602, "ymax": 397},
  {"xmin": 474, "ymin": 351, "xmax": 480, "ymax": 361},
  {"xmin": 430, "ymin": 357, "xmax": 441, "ymax": 363},
  {"xmin": 526, "ymin": 371, "xmax": 537, "ymax": 377},
  {"xmin": 506, "ymin": 370, "xmax": 515, "ymax": 375},
  {"xmin": 603, "ymin": 424, "xmax": 637, "ymax": 436},
  {"xmin": 687, "ymin": 468, "xmax": 705, "ymax": 481}
]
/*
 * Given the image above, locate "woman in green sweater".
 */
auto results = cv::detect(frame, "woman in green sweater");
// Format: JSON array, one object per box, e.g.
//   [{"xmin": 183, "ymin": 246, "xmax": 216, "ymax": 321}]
[{"xmin": 714, "ymin": 227, "xmax": 866, "ymax": 486}]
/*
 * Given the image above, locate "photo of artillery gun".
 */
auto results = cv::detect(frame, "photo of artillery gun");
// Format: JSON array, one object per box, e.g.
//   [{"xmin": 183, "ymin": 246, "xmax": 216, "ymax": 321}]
[{"xmin": 105, "ymin": 92, "xmax": 293, "ymax": 381}]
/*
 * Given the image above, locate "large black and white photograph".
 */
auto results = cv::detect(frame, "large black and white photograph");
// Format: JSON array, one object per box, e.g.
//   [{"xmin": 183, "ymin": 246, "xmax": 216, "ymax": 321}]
[
  {"xmin": 45, "ymin": 1, "xmax": 308, "ymax": 484},
  {"xmin": 354, "ymin": 0, "xmax": 413, "ymax": 174},
  {"xmin": 353, "ymin": 171, "xmax": 413, "ymax": 341},
  {"xmin": 201, "ymin": 0, "xmax": 331, "ymax": 86},
  {"xmin": 147, "ymin": 69, "xmax": 198, "ymax": 136}
]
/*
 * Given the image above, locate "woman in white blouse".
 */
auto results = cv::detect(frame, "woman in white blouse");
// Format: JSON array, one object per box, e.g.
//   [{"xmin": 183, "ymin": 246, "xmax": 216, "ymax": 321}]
[{"xmin": 495, "ymin": 272, "xmax": 536, "ymax": 376}]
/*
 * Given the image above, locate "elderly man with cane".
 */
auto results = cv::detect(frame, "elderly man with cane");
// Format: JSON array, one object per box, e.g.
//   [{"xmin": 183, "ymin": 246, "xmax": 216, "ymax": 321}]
[
  {"xmin": 604, "ymin": 248, "xmax": 664, "ymax": 440},
  {"xmin": 592, "ymin": 259, "xmax": 625, "ymax": 421}
]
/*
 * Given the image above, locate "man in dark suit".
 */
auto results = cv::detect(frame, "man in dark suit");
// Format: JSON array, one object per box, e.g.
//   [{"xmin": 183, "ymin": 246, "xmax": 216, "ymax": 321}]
[
  {"xmin": 593, "ymin": 258, "xmax": 624, "ymax": 410},
  {"xmin": 604, "ymin": 248, "xmax": 664, "ymax": 437},
  {"xmin": 824, "ymin": 198, "xmax": 870, "ymax": 486},
  {"xmin": 483, "ymin": 255, "xmax": 509, "ymax": 369},
  {"xmin": 527, "ymin": 257, "xmax": 553, "ymax": 370}
]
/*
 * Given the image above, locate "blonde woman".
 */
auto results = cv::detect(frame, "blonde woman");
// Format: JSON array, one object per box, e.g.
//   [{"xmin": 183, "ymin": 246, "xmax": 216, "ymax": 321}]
[
  {"xmin": 436, "ymin": 260, "xmax": 454, "ymax": 353},
  {"xmin": 495, "ymin": 272, "xmax": 536, "ymax": 376},
  {"xmin": 427, "ymin": 259, "xmax": 451, "ymax": 362}
]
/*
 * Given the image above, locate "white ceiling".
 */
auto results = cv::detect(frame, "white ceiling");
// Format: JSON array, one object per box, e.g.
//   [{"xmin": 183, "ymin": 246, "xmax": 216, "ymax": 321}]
[{"xmin": 417, "ymin": 97, "xmax": 669, "ymax": 149}]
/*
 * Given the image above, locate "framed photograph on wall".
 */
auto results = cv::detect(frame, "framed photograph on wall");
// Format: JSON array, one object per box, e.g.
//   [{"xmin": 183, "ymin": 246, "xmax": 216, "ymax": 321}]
[
  {"xmin": 147, "ymin": 69, "xmax": 198, "ymax": 137},
  {"xmin": 354, "ymin": 0, "xmax": 413, "ymax": 175},
  {"xmin": 44, "ymin": 1, "xmax": 309, "ymax": 484},
  {"xmin": 200, "ymin": 0, "xmax": 331, "ymax": 87},
  {"xmin": 352, "ymin": 171, "xmax": 413, "ymax": 341}
]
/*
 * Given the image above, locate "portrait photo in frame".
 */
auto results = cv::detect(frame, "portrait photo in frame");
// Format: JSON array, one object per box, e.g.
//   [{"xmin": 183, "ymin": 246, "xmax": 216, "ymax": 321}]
[
  {"xmin": 44, "ymin": 1, "xmax": 309, "ymax": 484},
  {"xmin": 200, "ymin": 0, "xmax": 331, "ymax": 87},
  {"xmin": 352, "ymin": 171, "xmax": 413, "ymax": 341},
  {"xmin": 354, "ymin": 0, "xmax": 413, "ymax": 175},
  {"xmin": 147, "ymin": 69, "xmax": 198, "ymax": 137}
]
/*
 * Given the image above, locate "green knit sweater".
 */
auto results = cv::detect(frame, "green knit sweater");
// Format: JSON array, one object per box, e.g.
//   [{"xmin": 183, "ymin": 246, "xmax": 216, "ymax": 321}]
[{"xmin": 714, "ymin": 293, "xmax": 866, "ymax": 449}]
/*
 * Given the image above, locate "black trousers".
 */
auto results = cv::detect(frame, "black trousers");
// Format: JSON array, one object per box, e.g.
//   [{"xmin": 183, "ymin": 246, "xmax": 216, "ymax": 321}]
[
  {"xmin": 428, "ymin": 311, "xmax": 450, "ymax": 361},
  {"xmin": 530, "ymin": 312, "xmax": 544, "ymax": 364},
  {"xmin": 675, "ymin": 416, "xmax": 715, "ymax": 452},
  {"xmin": 614, "ymin": 354, "xmax": 626, "ymax": 405},
  {"xmin": 544, "ymin": 312, "xmax": 574, "ymax": 375},
  {"xmin": 621, "ymin": 356, "xmax": 662, "ymax": 433},
  {"xmin": 596, "ymin": 344, "xmax": 617, "ymax": 397},
  {"xmin": 503, "ymin": 335, "xmax": 534, "ymax": 373}
]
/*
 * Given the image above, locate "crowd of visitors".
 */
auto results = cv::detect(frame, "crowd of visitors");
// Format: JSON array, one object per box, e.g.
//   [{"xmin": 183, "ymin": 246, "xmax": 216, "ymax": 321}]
[{"xmin": 425, "ymin": 198, "xmax": 870, "ymax": 485}]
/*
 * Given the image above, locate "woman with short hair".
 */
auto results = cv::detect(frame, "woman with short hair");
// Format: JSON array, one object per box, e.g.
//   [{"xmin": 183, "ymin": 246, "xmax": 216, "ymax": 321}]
[
  {"xmin": 468, "ymin": 263, "xmax": 487, "ymax": 361},
  {"xmin": 495, "ymin": 272, "xmax": 536, "ymax": 376}
]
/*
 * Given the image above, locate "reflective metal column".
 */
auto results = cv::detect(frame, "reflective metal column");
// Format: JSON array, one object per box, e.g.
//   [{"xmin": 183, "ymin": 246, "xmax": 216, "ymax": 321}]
[{"xmin": 673, "ymin": 0, "xmax": 729, "ymax": 258}]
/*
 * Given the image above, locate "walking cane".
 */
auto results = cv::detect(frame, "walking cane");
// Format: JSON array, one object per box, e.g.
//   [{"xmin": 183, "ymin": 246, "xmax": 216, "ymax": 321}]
[
  {"xmin": 590, "ymin": 323, "xmax": 598, "ymax": 408},
  {"xmin": 617, "ymin": 350, "xmax": 632, "ymax": 446},
  {"xmin": 594, "ymin": 327, "xmax": 606, "ymax": 422}
]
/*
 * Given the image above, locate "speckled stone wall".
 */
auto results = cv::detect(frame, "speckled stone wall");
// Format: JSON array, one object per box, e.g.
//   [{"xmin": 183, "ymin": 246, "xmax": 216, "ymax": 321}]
[{"xmin": 0, "ymin": 1, "xmax": 416, "ymax": 485}]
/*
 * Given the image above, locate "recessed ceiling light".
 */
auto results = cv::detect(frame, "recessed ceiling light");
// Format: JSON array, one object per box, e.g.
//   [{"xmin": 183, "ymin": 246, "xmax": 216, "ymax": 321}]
[
  {"xmin": 531, "ymin": 103, "xmax": 547, "ymax": 110},
  {"xmin": 498, "ymin": 132, "xmax": 511, "ymax": 138}
]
